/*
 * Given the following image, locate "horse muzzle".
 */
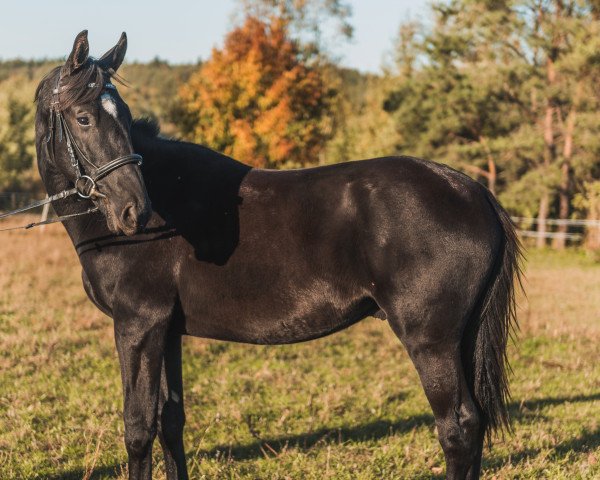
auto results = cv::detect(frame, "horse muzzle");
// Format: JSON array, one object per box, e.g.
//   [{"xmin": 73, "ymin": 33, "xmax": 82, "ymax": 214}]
[{"xmin": 117, "ymin": 199, "xmax": 152, "ymax": 236}]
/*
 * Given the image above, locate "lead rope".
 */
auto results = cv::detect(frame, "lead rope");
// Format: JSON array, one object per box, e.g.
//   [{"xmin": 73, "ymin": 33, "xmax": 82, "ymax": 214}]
[
  {"xmin": 0, "ymin": 207, "xmax": 99, "ymax": 232},
  {"xmin": 0, "ymin": 185, "xmax": 100, "ymax": 232}
]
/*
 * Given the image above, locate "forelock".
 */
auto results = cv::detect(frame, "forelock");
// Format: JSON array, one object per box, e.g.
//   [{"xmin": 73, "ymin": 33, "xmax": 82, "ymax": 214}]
[{"xmin": 35, "ymin": 60, "xmax": 110, "ymax": 111}]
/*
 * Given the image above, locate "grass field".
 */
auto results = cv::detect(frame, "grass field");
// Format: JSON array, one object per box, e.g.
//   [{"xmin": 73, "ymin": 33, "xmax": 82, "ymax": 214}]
[{"xmin": 0, "ymin": 222, "xmax": 599, "ymax": 479}]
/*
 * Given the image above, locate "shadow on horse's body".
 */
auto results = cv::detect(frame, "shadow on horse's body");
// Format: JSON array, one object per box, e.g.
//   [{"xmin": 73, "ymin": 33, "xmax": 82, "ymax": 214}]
[{"xmin": 34, "ymin": 32, "xmax": 521, "ymax": 480}]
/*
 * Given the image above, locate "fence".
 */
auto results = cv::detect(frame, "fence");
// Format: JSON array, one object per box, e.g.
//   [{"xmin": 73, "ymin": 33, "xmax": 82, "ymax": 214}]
[
  {"xmin": 0, "ymin": 192, "xmax": 42, "ymax": 211},
  {"xmin": 510, "ymin": 217, "xmax": 600, "ymax": 242}
]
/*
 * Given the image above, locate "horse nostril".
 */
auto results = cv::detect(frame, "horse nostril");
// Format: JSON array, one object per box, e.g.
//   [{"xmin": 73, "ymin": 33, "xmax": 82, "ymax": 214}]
[{"xmin": 121, "ymin": 203, "xmax": 137, "ymax": 227}]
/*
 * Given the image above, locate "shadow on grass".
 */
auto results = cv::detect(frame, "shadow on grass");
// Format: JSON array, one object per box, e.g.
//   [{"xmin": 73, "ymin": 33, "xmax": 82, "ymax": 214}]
[
  {"xmin": 506, "ymin": 392, "xmax": 600, "ymax": 423},
  {"xmin": 483, "ymin": 426, "xmax": 600, "ymax": 471},
  {"xmin": 198, "ymin": 392, "xmax": 600, "ymax": 462},
  {"xmin": 483, "ymin": 392, "xmax": 600, "ymax": 472},
  {"xmin": 197, "ymin": 412, "xmax": 435, "ymax": 461},
  {"xmin": 40, "ymin": 392, "xmax": 600, "ymax": 478},
  {"xmin": 509, "ymin": 391, "xmax": 600, "ymax": 418},
  {"xmin": 42, "ymin": 463, "xmax": 127, "ymax": 480}
]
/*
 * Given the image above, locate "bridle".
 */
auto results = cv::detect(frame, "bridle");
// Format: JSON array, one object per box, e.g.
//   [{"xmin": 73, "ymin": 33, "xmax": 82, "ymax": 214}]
[
  {"xmin": 0, "ymin": 72, "xmax": 143, "ymax": 231},
  {"xmin": 48, "ymin": 75, "xmax": 143, "ymax": 199}
]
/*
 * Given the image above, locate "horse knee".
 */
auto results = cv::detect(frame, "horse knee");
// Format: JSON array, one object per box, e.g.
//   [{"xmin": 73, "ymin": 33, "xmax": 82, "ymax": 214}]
[{"xmin": 125, "ymin": 423, "xmax": 156, "ymax": 459}]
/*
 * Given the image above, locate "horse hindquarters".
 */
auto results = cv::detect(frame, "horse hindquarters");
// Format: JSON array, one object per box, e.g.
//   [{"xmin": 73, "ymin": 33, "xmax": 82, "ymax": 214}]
[{"xmin": 377, "ymin": 192, "xmax": 521, "ymax": 479}]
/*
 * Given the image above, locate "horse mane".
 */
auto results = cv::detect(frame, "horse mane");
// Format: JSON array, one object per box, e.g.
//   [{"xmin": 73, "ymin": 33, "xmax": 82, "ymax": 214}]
[
  {"xmin": 130, "ymin": 117, "xmax": 251, "ymax": 177},
  {"xmin": 34, "ymin": 59, "xmax": 121, "ymax": 111},
  {"xmin": 132, "ymin": 118, "xmax": 161, "ymax": 139}
]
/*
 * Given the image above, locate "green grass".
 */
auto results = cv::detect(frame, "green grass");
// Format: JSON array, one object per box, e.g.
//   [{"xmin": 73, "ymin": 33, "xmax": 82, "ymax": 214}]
[{"xmin": 0, "ymin": 227, "xmax": 599, "ymax": 479}]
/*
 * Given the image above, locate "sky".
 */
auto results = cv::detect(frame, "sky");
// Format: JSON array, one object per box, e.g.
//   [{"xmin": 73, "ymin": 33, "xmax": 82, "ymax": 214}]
[{"xmin": 0, "ymin": 0, "xmax": 429, "ymax": 73}]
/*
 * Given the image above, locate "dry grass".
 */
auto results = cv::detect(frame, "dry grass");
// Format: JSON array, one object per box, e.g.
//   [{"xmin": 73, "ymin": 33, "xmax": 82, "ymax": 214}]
[
  {"xmin": 518, "ymin": 249, "xmax": 600, "ymax": 337},
  {"xmin": 0, "ymin": 222, "xmax": 598, "ymax": 479}
]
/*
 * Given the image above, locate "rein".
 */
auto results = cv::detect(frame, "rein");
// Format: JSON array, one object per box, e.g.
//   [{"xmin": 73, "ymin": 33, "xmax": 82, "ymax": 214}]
[{"xmin": 0, "ymin": 77, "xmax": 142, "ymax": 232}]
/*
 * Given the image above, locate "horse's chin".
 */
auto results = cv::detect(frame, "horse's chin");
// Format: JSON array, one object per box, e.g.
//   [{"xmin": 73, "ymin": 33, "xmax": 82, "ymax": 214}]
[
  {"xmin": 108, "ymin": 216, "xmax": 138, "ymax": 236},
  {"xmin": 100, "ymin": 203, "xmax": 124, "ymax": 236},
  {"xmin": 118, "ymin": 223, "xmax": 139, "ymax": 237},
  {"xmin": 100, "ymin": 205, "xmax": 143, "ymax": 236}
]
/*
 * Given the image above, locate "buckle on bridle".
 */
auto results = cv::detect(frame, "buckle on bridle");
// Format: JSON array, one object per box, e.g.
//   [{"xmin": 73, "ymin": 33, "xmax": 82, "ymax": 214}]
[{"xmin": 75, "ymin": 175, "xmax": 97, "ymax": 199}]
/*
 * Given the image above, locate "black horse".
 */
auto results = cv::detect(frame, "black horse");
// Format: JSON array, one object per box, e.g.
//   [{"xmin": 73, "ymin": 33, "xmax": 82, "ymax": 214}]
[{"xmin": 33, "ymin": 31, "xmax": 522, "ymax": 480}]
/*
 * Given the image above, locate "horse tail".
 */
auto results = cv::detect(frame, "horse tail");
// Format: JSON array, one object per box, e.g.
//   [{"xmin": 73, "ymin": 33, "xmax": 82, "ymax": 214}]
[{"xmin": 464, "ymin": 188, "xmax": 523, "ymax": 444}]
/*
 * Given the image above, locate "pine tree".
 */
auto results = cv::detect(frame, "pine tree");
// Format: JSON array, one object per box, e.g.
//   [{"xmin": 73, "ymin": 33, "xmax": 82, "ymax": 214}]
[{"xmin": 386, "ymin": 0, "xmax": 600, "ymax": 249}]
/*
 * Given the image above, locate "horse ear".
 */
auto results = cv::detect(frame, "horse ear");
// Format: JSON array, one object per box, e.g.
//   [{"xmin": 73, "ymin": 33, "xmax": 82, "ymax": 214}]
[
  {"xmin": 98, "ymin": 32, "xmax": 128, "ymax": 72},
  {"xmin": 61, "ymin": 30, "xmax": 89, "ymax": 76}
]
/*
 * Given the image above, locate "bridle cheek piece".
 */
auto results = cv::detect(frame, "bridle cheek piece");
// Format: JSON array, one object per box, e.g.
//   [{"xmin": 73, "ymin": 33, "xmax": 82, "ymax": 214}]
[{"xmin": 0, "ymin": 78, "xmax": 143, "ymax": 231}]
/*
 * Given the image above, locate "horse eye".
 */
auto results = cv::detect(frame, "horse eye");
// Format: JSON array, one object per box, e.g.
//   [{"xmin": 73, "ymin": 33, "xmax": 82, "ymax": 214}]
[{"xmin": 77, "ymin": 116, "xmax": 90, "ymax": 126}]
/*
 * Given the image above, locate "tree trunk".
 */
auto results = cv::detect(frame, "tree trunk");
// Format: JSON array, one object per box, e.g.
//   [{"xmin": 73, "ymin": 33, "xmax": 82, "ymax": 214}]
[
  {"xmin": 487, "ymin": 157, "xmax": 497, "ymax": 196},
  {"xmin": 479, "ymin": 136, "xmax": 497, "ymax": 196},
  {"xmin": 538, "ymin": 52, "xmax": 557, "ymax": 248},
  {"xmin": 584, "ymin": 185, "xmax": 600, "ymax": 251},
  {"xmin": 538, "ymin": 102, "xmax": 556, "ymax": 248},
  {"xmin": 537, "ymin": 190, "xmax": 550, "ymax": 248},
  {"xmin": 552, "ymin": 161, "xmax": 570, "ymax": 249},
  {"xmin": 553, "ymin": 119, "xmax": 575, "ymax": 249},
  {"xmin": 553, "ymin": 82, "xmax": 580, "ymax": 249}
]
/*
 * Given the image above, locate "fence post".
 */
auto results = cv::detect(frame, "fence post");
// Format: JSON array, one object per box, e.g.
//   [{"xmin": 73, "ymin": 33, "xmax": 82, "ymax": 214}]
[{"xmin": 39, "ymin": 200, "xmax": 50, "ymax": 233}]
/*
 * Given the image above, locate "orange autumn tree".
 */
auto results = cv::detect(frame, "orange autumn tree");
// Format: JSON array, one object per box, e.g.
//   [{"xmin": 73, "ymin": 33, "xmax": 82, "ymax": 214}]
[{"xmin": 177, "ymin": 16, "xmax": 331, "ymax": 168}]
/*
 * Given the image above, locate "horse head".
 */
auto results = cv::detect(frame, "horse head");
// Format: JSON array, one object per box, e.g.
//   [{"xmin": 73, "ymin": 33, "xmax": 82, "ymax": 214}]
[{"xmin": 34, "ymin": 30, "xmax": 151, "ymax": 236}]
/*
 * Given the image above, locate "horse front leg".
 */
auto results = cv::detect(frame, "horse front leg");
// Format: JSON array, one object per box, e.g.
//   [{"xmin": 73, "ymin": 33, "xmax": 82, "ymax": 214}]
[
  {"xmin": 158, "ymin": 333, "xmax": 188, "ymax": 480},
  {"xmin": 115, "ymin": 316, "xmax": 168, "ymax": 480}
]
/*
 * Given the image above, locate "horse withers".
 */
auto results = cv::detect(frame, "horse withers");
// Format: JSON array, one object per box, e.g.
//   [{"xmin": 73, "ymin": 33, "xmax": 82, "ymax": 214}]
[{"xmin": 33, "ymin": 31, "xmax": 522, "ymax": 480}]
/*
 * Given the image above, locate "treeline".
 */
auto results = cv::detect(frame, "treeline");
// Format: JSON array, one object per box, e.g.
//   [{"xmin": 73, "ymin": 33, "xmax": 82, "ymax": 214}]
[
  {"xmin": 385, "ymin": 0, "xmax": 600, "ymax": 250},
  {"xmin": 0, "ymin": 58, "xmax": 196, "ymax": 196},
  {"xmin": 1, "ymin": 0, "xmax": 600, "ymax": 249}
]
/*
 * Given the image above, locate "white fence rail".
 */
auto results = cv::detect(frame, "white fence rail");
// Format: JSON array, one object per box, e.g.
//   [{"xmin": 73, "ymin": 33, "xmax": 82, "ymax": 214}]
[
  {"xmin": 511, "ymin": 217, "xmax": 600, "ymax": 227},
  {"xmin": 511, "ymin": 217, "xmax": 599, "ymax": 241},
  {"xmin": 0, "ymin": 193, "xmax": 50, "ymax": 230},
  {"xmin": 516, "ymin": 230, "xmax": 583, "ymax": 240}
]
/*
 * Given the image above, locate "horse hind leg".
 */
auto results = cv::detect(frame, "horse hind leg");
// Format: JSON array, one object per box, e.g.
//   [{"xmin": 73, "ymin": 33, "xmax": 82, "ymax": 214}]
[
  {"xmin": 406, "ymin": 339, "xmax": 482, "ymax": 479},
  {"xmin": 383, "ymin": 301, "xmax": 484, "ymax": 479}
]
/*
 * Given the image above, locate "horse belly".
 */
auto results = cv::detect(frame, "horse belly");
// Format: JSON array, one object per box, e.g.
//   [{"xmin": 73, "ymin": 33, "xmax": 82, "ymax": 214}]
[{"xmin": 181, "ymin": 285, "xmax": 377, "ymax": 345}]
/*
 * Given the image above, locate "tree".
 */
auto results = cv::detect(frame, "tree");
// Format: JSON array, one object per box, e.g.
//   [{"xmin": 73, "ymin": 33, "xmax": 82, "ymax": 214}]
[
  {"xmin": 386, "ymin": 0, "xmax": 600, "ymax": 249},
  {"xmin": 236, "ymin": 0, "xmax": 353, "ymax": 58},
  {"xmin": 0, "ymin": 97, "xmax": 35, "ymax": 191},
  {"xmin": 324, "ymin": 69, "xmax": 397, "ymax": 164},
  {"xmin": 176, "ymin": 16, "xmax": 333, "ymax": 168},
  {"xmin": 574, "ymin": 181, "xmax": 600, "ymax": 250},
  {"xmin": 385, "ymin": 2, "xmax": 526, "ymax": 196}
]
